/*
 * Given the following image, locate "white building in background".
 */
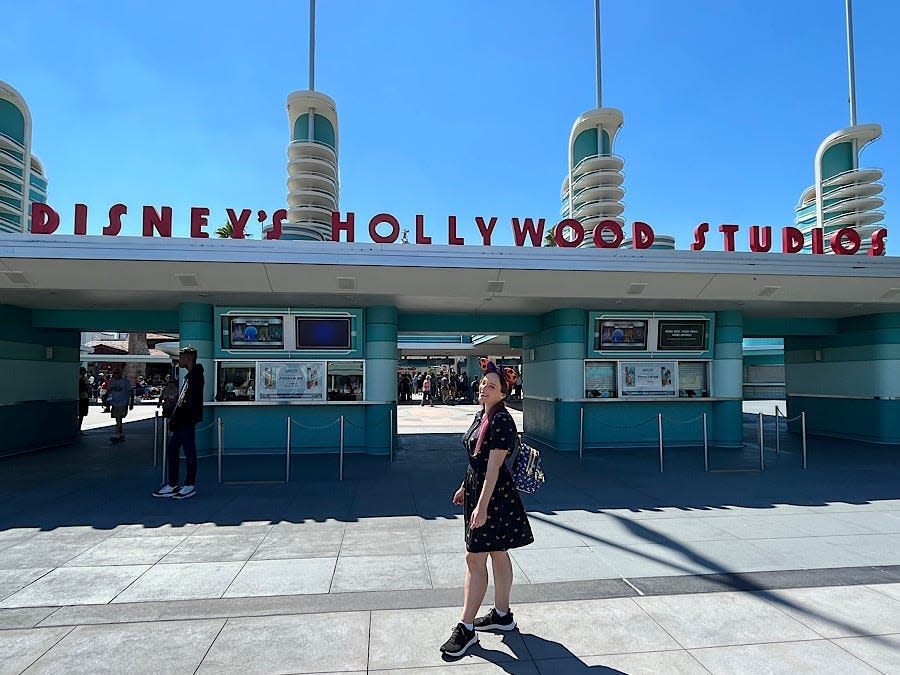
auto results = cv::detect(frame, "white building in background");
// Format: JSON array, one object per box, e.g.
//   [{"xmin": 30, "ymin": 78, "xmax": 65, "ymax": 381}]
[{"xmin": 0, "ymin": 81, "xmax": 47, "ymax": 233}]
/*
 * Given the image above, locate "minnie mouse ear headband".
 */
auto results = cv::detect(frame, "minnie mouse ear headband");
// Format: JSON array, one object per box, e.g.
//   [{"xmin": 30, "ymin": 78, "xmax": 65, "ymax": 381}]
[
  {"xmin": 479, "ymin": 358, "xmax": 518, "ymax": 387},
  {"xmin": 479, "ymin": 357, "xmax": 498, "ymax": 375}
]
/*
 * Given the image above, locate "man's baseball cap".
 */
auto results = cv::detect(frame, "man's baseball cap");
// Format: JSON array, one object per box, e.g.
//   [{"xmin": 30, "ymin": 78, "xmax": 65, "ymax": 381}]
[{"xmin": 179, "ymin": 345, "xmax": 198, "ymax": 355}]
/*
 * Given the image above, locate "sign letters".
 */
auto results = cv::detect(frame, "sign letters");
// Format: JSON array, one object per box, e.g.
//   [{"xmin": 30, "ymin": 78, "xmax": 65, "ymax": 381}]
[{"xmin": 28, "ymin": 203, "xmax": 888, "ymax": 256}]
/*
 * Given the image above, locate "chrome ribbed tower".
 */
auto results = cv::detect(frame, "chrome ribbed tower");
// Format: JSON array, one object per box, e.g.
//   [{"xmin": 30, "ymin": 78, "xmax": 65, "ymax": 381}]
[
  {"xmin": 561, "ymin": 109, "xmax": 626, "ymax": 247},
  {"xmin": 559, "ymin": 1, "xmax": 627, "ymax": 247},
  {"xmin": 0, "ymin": 81, "xmax": 48, "ymax": 233},
  {"xmin": 794, "ymin": 0, "xmax": 885, "ymax": 254},
  {"xmin": 269, "ymin": 0, "xmax": 340, "ymax": 241},
  {"xmin": 794, "ymin": 125, "xmax": 884, "ymax": 253},
  {"xmin": 282, "ymin": 91, "xmax": 339, "ymax": 240}
]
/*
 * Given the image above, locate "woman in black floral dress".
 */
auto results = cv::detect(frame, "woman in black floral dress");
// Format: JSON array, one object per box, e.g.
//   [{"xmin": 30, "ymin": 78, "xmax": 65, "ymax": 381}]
[{"xmin": 440, "ymin": 362, "xmax": 534, "ymax": 657}]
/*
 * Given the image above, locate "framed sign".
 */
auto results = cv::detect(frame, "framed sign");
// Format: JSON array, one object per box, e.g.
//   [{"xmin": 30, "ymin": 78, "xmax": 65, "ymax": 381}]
[
  {"xmin": 257, "ymin": 361, "xmax": 326, "ymax": 401},
  {"xmin": 224, "ymin": 316, "xmax": 285, "ymax": 349},
  {"xmin": 296, "ymin": 316, "xmax": 352, "ymax": 350},
  {"xmin": 657, "ymin": 320, "xmax": 707, "ymax": 351},
  {"xmin": 595, "ymin": 319, "xmax": 648, "ymax": 351},
  {"xmin": 619, "ymin": 361, "xmax": 676, "ymax": 397}
]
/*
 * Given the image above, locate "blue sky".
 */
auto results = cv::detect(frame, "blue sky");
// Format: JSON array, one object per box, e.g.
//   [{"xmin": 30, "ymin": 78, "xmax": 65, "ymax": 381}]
[{"xmin": 4, "ymin": 0, "xmax": 897, "ymax": 251}]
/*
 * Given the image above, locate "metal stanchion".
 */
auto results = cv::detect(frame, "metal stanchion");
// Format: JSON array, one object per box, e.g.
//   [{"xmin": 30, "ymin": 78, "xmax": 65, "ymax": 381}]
[
  {"xmin": 216, "ymin": 418, "xmax": 223, "ymax": 484},
  {"xmin": 579, "ymin": 406, "xmax": 584, "ymax": 460},
  {"xmin": 702, "ymin": 412, "xmax": 708, "ymax": 472},
  {"xmin": 657, "ymin": 413, "xmax": 664, "ymax": 473},
  {"xmin": 758, "ymin": 412, "xmax": 765, "ymax": 471},
  {"xmin": 775, "ymin": 406, "xmax": 781, "ymax": 455},
  {"xmin": 801, "ymin": 411, "xmax": 808, "ymax": 469},
  {"xmin": 389, "ymin": 409, "xmax": 394, "ymax": 463},
  {"xmin": 161, "ymin": 417, "xmax": 169, "ymax": 484},
  {"xmin": 153, "ymin": 411, "xmax": 159, "ymax": 467},
  {"xmin": 285, "ymin": 416, "xmax": 292, "ymax": 482},
  {"xmin": 339, "ymin": 415, "xmax": 345, "ymax": 481}
]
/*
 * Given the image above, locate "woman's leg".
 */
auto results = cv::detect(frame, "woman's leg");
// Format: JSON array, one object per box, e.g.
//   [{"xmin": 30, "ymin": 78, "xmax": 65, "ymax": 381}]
[
  {"xmin": 489, "ymin": 551, "xmax": 513, "ymax": 612},
  {"xmin": 461, "ymin": 551, "xmax": 489, "ymax": 623}
]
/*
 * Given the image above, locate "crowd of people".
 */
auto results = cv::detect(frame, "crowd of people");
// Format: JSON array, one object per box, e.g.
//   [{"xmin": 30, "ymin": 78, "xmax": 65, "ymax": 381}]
[
  {"xmin": 397, "ymin": 368, "xmax": 523, "ymax": 406},
  {"xmin": 77, "ymin": 368, "xmax": 180, "ymax": 437}
]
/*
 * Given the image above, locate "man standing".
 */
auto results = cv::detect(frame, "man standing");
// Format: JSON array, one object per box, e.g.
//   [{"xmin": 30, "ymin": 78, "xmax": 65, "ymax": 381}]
[
  {"xmin": 153, "ymin": 346, "xmax": 205, "ymax": 500},
  {"xmin": 107, "ymin": 368, "xmax": 134, "ymax": 442}
]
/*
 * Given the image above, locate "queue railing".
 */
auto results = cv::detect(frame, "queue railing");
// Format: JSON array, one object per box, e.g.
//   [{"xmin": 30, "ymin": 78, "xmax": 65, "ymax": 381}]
[
  {"xmin": 579, "ymin": 407, "xmax": 712, "ymax": 473},
  {"xmin": 774, "ymin": 406, "xmax": 808, "ymax": 469}
]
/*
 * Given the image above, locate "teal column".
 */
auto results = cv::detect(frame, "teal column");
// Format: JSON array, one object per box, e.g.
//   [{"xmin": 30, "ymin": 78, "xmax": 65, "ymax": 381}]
[
  {"xmin": 365, "ymin": 306, "xmax": 398, "ymax": 454},
  {"xmin": 712, "ymin": 310, "xmax": 743, "ymax": 448},
  {"xmin": 178, "ymin": 303, "xmax": 215, "ymax": 454},
  {"xmin": 520, "ymin": 309, "xmax": 586, "ymax": 452},
  {"xmin": 549, "ymin": 309, "xmax": 587, "ymax": 451}
]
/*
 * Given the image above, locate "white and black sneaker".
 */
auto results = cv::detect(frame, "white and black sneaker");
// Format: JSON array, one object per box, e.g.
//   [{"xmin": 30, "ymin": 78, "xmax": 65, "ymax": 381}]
[
  {"xmin": 439, "ymin": 622, "xmax": 478, "ymax": 657},
  {"xmin": 152, "ymin": 484, "xmax": 177, "ymax": 498},
  {"xmin": 473, "ymin": 608, "xmax": 516, "ymax": 631},
  {"xmin": 173, "ymin": 485, "xmax": 196, "ymax": 500}
]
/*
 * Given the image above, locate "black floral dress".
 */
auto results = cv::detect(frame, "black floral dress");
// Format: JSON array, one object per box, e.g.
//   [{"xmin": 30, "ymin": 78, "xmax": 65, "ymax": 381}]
[{"xmin": 462, "ymin": 406, "xmax": 534, "ymax": 553}]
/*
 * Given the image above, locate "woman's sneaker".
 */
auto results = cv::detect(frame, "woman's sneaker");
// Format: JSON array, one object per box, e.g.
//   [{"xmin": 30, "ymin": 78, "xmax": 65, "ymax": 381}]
[
  {"xmin": 152, "ymin": 484, "xmax": 177, "ymax": 498},
  {"xmin": 473, "ymin": 608, "xmax": 516, "ymax": 631},
  {"xmin": 439, "ymin": 622, "xmax": 478, "ymax": 657},
  {"xmin": 173, "ymin": 485, "xmax": 196, "ymax": 500}
]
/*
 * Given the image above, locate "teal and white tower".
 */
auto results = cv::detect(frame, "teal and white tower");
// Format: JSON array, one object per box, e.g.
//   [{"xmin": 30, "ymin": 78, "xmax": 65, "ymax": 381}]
[
  {"xmin": 794, "ymin": 0, "xmax": 885, "ymax": 254},
  {"xmin": 0, "ymin": 81, "xmax": 48, "ymax": 234},
  {"xmin": 559, "ymin": 1, "xmax": 626, "ymax": 247},
  {"xmin": 275, "ymin": 0, "xmax": 340, "ymax": 241}
]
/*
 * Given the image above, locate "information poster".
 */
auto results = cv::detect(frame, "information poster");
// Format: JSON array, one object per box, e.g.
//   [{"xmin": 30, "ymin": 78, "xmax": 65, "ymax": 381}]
[
  {"xmin": 584, "ymin": 361, "xmax": 616, "ymax": 398},
  {"xmin": 657, "ymin": 321, "xmax": 707, "ymax": 350},
  {"xmin": 257, "ymin": 361, "xmax": 325, "ymax": 401},
  {"xmin": 619, "ymin": 361, "xmax": 676, "ymax": 397}
]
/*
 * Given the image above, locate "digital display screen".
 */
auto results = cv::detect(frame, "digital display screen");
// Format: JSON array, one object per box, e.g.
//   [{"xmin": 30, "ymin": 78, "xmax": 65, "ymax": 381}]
[
  {"xmin": 296, "ymin": 317, "xmax": 351, "ymax": 350},
  {"xmin": 657, "ymin": 321, "xmax": 707, "ymax": 350},
  {"xmin": 224, "ymin": 316, "xmax": 284, "ymax": 349},
  {"xmin": 595, "ymin": 319, "xmax": 648, "ymax": 351}
]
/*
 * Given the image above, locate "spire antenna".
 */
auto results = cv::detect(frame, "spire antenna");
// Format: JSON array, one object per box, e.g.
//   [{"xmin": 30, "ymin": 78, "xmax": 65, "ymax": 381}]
[
  {"xmin": 845, "ymin": 0, "xmax": 857, "ymax": 126},
  {"xmin": 594, "ymin": 0, "xmax": 602, "ymax": 107},
  {"xmin": 309, "ymin": 0, "xmax": 316, "ymax": 91}
]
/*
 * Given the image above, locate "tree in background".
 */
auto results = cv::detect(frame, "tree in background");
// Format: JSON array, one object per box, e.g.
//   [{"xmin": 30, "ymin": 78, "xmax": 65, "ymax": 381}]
[
  {"xmin": 215, "ymin": 221, "xmax": 253, "ymax": 238},
  {"xmin": 543, "ymin": 225, "xmax": 558, "ymax": 247}
]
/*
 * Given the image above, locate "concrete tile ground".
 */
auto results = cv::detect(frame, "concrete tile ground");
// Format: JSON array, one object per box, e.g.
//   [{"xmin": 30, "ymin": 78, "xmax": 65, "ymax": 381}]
[{"xmin": 2, "ymin": 406, "xmax": 900, "ymax": 671}]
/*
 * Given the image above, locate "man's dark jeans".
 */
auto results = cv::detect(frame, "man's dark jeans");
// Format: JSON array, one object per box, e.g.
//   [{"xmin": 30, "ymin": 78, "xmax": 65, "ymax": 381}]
[{"xmin": 166, "ymin": 425, "xmax": 197, "ymax": 487}]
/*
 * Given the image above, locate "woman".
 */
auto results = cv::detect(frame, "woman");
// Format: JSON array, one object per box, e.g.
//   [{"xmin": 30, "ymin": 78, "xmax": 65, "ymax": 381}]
[
  {"xmin": 439, "ymin": 361, "xmax": 534, "ymax": 657},
  {"xmin": 77, "ymin": 367, "xmax": 90, "ymax": 433}
]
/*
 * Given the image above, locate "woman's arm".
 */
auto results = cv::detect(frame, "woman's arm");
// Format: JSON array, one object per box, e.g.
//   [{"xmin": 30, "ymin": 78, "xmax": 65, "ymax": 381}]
[{"xmin": 471, "ymin": 448, "xmax": 507, "ymax": 528}]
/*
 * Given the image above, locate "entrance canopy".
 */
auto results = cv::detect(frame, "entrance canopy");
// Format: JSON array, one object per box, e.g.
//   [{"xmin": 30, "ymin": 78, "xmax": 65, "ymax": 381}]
[{"xmin": 1, "ymin": 234, "xmax": 899, "ymax": 323}]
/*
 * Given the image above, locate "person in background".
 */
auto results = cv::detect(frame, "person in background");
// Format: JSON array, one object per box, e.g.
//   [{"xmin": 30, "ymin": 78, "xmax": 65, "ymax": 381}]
[
  {"xmin": 157, "ymin": 374, "xmax": 179, "ymax": 419},
  {"xmin": 99, "ymin": 374, "xmax": 110, "ymax": 412},
  {"xmin": 440, "ymin": 361, "xmax": 533, "ymax": 657},
  {"xmin": 77, "ymin": 367, "xmax": 90, "ymax": 434},
  {"xmin": 420, "ymin": 374, "xmax": 433, "ymax": 407},
  {"xmin": 153, "ymin": 346, "xmax": 205, "ymax": 500},
  {"xmin": 106, "ymin": 369, "xmax": 134, "ymax": 442}
]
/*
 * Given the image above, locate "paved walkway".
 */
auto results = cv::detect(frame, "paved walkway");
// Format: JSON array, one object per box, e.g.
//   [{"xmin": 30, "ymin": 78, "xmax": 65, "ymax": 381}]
[{"xmin": 1, "ymin": 408, "xmax": 899, "ymax": 672}]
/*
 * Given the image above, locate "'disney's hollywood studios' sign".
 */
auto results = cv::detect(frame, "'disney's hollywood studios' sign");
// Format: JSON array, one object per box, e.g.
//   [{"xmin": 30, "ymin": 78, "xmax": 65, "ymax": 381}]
[{"xmin": 29, "ymin": 203, "xmax": 888, "ymax": 256}]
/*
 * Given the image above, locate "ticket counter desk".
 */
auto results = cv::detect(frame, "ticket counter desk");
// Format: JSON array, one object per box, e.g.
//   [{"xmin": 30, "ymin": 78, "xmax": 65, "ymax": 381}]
[{"xmin": 203, "ymin": 356, "xmax": 394, "ymax": 460}]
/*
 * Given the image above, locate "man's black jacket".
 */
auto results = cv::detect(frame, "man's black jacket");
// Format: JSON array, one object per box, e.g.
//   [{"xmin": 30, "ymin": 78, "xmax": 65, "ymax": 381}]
[{"xmin": 171, "ymin": 363, "xmax": 205, "ymax": 430}]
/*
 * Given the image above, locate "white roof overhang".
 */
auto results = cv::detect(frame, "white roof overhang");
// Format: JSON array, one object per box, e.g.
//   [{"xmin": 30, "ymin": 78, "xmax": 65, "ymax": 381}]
[{"xmin": 0, "ymin": 234, "xmax": 899, "ymax": 320}]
